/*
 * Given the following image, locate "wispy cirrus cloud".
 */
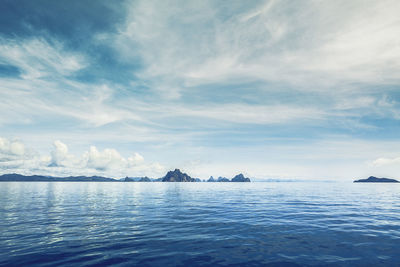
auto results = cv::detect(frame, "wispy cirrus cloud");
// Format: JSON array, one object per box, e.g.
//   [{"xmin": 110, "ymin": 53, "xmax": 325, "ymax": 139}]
[
  {"xmin": 0, "ymin": 38, "xmax": 86, "ymax": 79},
  {"xmin": 115, "ymin": 0, "xmax": 400, "ymax": 95}
]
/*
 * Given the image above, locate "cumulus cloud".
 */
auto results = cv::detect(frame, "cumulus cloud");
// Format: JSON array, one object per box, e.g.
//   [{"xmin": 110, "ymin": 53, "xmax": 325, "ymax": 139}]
[
  {"xmin": 0, "ymin": 137, "xmax": 44, "ymax": 171},
  {"xmin": 367, "ymin": 155, "xmax": 400, "ymax": 178},
  {"xmin": 83, "ymin": 146, "xmax": 155, "ymax": 175},
  {"xmin": 372, "ymin": 157, "xmax": 400, "ymax": 167},
  {"xmin": 0, "ymin": 137, "xmax": 27, "ymax": 161},
  {"xmin": 85, "ymin": 146, "xmax": 125, "ymax": 171},
  {"xmin": 0, "ymin": 137, "xmax": 164, "ymax": 178},
  {"xmin": 49, "ymin": 140, "xmax": 74, "ymax": 167},
  {"xmin": 128, "ymin": 153, "xmax": 145, "ymax": 165},
  {"xmin": 81, "ymin": 146, "xmax": 163, "ymax": 177}
]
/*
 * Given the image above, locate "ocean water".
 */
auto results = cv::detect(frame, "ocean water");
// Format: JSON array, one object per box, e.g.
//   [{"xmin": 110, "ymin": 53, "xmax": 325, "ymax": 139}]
[{"xmin": 0, "ymin": 182, "xmax": 399, "ymax": 267}]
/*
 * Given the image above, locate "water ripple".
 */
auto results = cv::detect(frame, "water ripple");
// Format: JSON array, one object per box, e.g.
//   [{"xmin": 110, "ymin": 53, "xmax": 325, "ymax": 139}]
[{"xmin": 0, "ymin": 182, "xmax": 399, "ymax": 266}]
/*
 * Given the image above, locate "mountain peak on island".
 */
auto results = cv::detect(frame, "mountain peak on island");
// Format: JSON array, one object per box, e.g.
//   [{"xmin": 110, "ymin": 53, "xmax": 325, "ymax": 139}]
[
  {"xmin": 162, "ymin": 169, "xmax": 196, "ymax": 182},
  {"xmin": 354, "ymin": 176, "xmax": 399, "ymax": 183},
  {"xmin": 207, "ymin": 176, "xmax": 216, "ymax": 182},
  {"xmin": 232, "ymin": 173, "xmax": 251, "ymax": 182}
]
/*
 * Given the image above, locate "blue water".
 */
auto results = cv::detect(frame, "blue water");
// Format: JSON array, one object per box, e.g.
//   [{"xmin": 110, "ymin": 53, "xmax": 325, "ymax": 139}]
[{"xmin": 0, "ymin": 182, "xmax": 399, "ymax": 266}]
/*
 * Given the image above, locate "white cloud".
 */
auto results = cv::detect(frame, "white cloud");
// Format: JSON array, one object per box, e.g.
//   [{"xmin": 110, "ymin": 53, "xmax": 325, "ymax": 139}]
[
  {"xmin": 0, "ymin": 137, "xmax": 44, "ymax": 171},
  {"xmin": 0, "ymin": 77, "xmax": 145, "ymax": 128},
  {"xmin": 49, "ymin": 140, "xmax": 72, "ymax": 167},
  {"xmin": 367, "ymin": 155, "xmax": 400, "ymax": 178},
  {"xmin": 79, "ymin": 144, "xmax": 164, "ymax": 176},
  {"xmin": 128, "ymin": 153, "xmax": 145, "ymax": 166},
  {"xmin": 0, "ymin": 137, "xmax": 165, "ymax": 178},
  {"xmin": 115, "ymin": 0, "xmax": 400, "ymax": 96},
  {"xmin": 154, "ymin": 103, "xmax": 326, "ymax": 125},
  {"xmin": 85, "ymin": 146, "xmax": 125, "ymax": 171},
  {"xmin": 372, "ymin": 157, "xmax": 400, "ymax": 167},
  {"xmin": 0, "ymin": 38, "xmax": 86, "ymax": 79},
  {"xmin": 0, "ymin": 137, "xmax": 27, "ymax": 161}
]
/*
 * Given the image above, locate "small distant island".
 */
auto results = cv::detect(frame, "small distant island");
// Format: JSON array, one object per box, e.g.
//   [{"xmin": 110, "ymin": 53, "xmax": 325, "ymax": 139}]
[
  {"xmin": 353, "ymin": 176, "xmax": 399, "ymax": 183},
  {"xmin": 0, "ymin": 169, "xmax": 251, "ymax": 183},
  {"xmin": 207, "ymin": 173, "xmax": 250, "ymax": 182}
]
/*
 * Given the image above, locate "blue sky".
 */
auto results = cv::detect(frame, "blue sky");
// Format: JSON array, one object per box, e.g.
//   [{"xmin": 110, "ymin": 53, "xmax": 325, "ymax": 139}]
[{"xmin": 1, "ymin": 0, "xmax": 400, "ymax": 180}]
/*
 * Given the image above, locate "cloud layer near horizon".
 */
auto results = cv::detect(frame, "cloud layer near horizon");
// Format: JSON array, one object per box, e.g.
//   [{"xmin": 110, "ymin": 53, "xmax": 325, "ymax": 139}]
[{"xmin": 0, "ymin": 137, "xmax": 164, "ymax": 178}]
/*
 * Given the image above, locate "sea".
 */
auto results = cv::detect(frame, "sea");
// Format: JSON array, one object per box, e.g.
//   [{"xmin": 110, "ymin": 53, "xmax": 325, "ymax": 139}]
[{"xmin": 0, "ymin": 182, "xmax": 399, "ymax": 266}]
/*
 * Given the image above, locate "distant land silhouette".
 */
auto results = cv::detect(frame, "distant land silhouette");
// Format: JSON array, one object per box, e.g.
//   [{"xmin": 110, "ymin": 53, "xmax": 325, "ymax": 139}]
[
  {"xmin": 354, "ymin": 176, "xmax": 399, "ymax": 183},
  {"xmin": 0, "ymin": 173, "xmax": 115, "ymax": 182},
  {"xmin": 207, "ymin": 173, "xmax": 250, "ymax": 182},
  {"xmin": 0, "ymin": 169, "xmax": 251, "ymax": 182}
]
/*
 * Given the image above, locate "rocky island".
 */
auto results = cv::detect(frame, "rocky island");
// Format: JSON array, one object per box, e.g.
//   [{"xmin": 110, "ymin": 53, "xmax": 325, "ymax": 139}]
[
  {"xmin": 123, "ymin": 176, "xmax": 152, "ymax": 182},
  {"xmin": 162, "ymin": 169, "xmax": 197, "ymax": 182},
  {"xmin": 207, "ymin": 173, "xmax": 251, "ymax": 182},
  {"xmin": 231, "ymin": 173, "xmax": 251, "ymax": 182},
  {"xmin": 353, "ymin": 176, "xmax": 399, "ymax": 183}
]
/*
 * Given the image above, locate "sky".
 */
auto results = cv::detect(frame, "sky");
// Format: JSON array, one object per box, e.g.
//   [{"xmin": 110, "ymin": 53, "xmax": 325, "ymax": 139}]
[{"xmin": 1, "ymin": 0, "xmax": 400, "ymax": 180}]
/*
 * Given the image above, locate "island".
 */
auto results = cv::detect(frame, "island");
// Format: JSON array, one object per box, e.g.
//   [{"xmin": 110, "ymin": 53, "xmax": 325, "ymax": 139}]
[
  {"xmin": 353, "ymin": 176, "xmax": 399, "ymax": 183},
  {"xmin": 123, "ymin": 176, "xmax": 152, "ymax": 182},
  {"xmin": 231, "ymin": 173, "xmax": 251, "ymax": 182},
  {"xmin": 0, "ymin": 173, "xmax": 116, "ymax": 182},
  {"xmin": 162, "ymin": 169, "xmax": 197, "ymax": 182},
  {"xmin": 207, "ymin": 173, "xmax": 251, "ymax": 182}
]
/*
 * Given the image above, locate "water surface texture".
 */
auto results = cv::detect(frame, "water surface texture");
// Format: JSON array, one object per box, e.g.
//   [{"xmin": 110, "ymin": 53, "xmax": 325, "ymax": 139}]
[{"xmin": 0, "ymin": 182, "xmax": 399, "ymax": 266}]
